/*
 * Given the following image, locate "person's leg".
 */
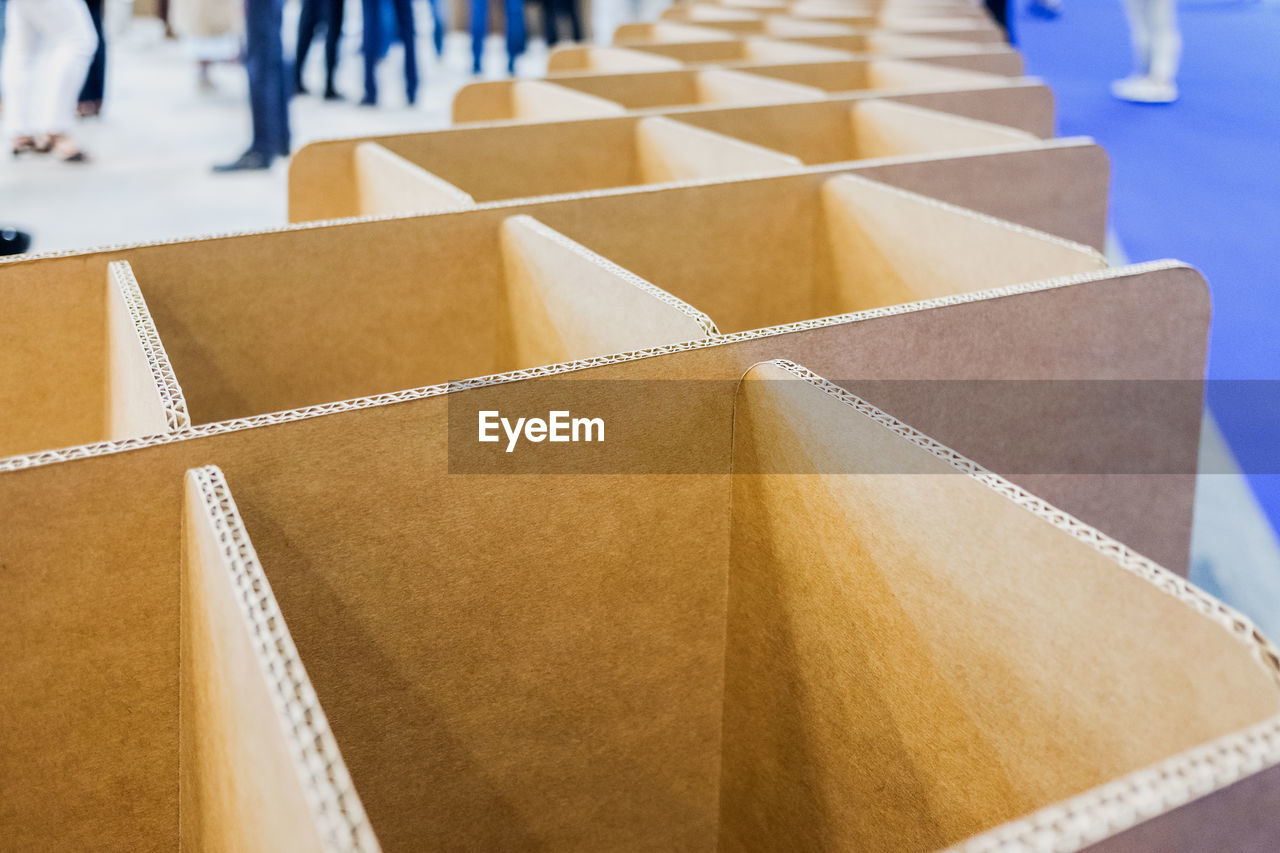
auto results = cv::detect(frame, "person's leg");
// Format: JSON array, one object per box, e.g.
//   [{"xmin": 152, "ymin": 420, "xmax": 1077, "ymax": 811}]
[
  {"xmin": 469, "ymin": 0, "xmax": 486, "ymax": 73},
  {"xmin": 982, "ymin": 0, "xmax": 1011, "ymax": 43},
  {"xmin": 1145, "ymin": 0, "xmax": 1180, "ymax": 83},
  {"xmin": 563, "ymin": 0, "xmax": 580, "ymax": 42},
  {"xmin": 3, "ymin": 0, "xmax": 38, "ymax": 144},
  {"xmin": 540, "ymin": 0, "xmax": 557, "ymax": 47},
  {"xmin": 322, "ymin": 0, "xmax": 344, "ymax": 96},
  {"xmin": 503, "ymin": 0, "xmax": 523, "ymax": 72},
  {"xmin": 295, "ymin": 0, "xmax": 320, "ymax": 93},
  {"xmin": 427, "ymin": 0, "xmax": 443, "ymax": 56},
  {"xmin": 392, "ymin": 0, "xmax": 416, "ymax": 103},
  {"xmin": 76, "ymin": 0, "xmax": 104, "ymax": 110},
  {"xmin": 1121, "ymin": 0, "xmax": 1152, "ymax": 76},
  {"xmin": 32, "ymin": 0, "xmax": 97, "ymax": 152},
  {"xmin": 360, "ymin": 0, "xmax": 379, "ymax": 102},
  {"xmin": 219, "ymin": 0, "xmax": 288, "ymax": 167}
]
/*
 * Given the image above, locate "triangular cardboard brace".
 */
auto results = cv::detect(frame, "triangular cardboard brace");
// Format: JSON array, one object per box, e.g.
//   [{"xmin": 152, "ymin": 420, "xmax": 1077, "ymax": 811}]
[
  {"xmin": 291, "ymin": 84, "xmax": 1057, "ymax": 221},
  {"xmin": 546, "ymin": 34, "xmax": 1023, "ymax": 76},
  {"xmin": 452, "ymin": 67, "xmax": 829, "ymax": 123},
  {"xmin": 175, "ymin": 360, "xmax": 1280, "ymax": 851},
  {"xmin": 5, "ymin": 147, "xmax": 1104, "ymax": 445},
  {"xmin": 0, "ymin": 256, "xmax": 189, "ymax": 457},
  {"xmin": 0, "ymin": 263, "xmax": 1215, "ymax": 850}
]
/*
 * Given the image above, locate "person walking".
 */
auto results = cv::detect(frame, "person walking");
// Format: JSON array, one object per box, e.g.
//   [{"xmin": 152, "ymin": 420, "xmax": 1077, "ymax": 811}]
[
  {"xmin": 360, "ymin": 0, "xmax": 418, "ymax": 105},
  {"xmin": 76, "ymin": 0, "xmax": 105, "ymax": 116},
  {"xmin": 2, "ymin": 0, "xmax": 98, "ymax": 161},
  {"xmin": 294, "ymin": 0, "xmax": 344, "ymax": 99},
  {"xmin": 214, "ymin": 0, "xmax": 290, "ymax": 170},
  {"xmin": 171, "ymin": 0, "xmax": 241, "ymax": 90},
  {"xmin": 1113, "ymin": 0, "xmax": 1180, "ymax": 103}
]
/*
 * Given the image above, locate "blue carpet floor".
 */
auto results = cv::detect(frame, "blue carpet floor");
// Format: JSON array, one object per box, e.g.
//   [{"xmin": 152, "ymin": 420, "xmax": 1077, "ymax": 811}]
[{"xmin": 1012, "ymin": 0, "xmax": 1280, "ymax": 532}]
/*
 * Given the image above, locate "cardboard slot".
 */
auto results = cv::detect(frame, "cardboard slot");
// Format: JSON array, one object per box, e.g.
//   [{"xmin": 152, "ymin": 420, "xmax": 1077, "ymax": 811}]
[
  {"xmin": 291, "ymin": 86, "xmax": 1057, "ymax": 222},
  {"xmin": 181, "ymin": 465, "xmax": 374, "ymax": 852},
  {"xmin": 106, "ymin": 261, "xmax": 191, "ymax": 441},
  {"xmin": 451, "ymin": 79, "xmax": 628, "ymax": 124},
  {"xmin": 713, "ymin": 57, "xmax": 1012, "ymax": 94},
  {"xmin": 0, "ymin": 256, "xmax": 190, "ymax": 457},
  {"xmin": 529, "ymin": 171, "xmax": 1102, "ymax": 333},
  {"xmin": 850, "ymin": 98, "xmax": 1038, "ymax": 158},
  {"xmin": 722, "ymin": 361, "xmax": 1280, "ymax": 851},
  {"xmin": 0, "ymin": 263, "xmax": 1215, "ymax": 849},
  {"xmin": 594, "ymin": 36, "xmax": 856, "ymax": 66},
  {"xmin": 633, "ymin": 115, "xmax": 804, "ymax": 182},
  {"xmin": 499, "ymin": 214, "xmax": 717, "ymax": 365},
  {"xmin": 496, "ymin": 68, "xmax": 827, "ymax": 114},
  {"xmin": 353, "ymin": 142, "xmax": 476, "ymax": 216},
  {"xmin": 544, "ymin": 45, "xmax": 685, "ymax": 74},
  {"xmin": 611, "ymin": 20, "xmax": 739, "ymax": 43}
]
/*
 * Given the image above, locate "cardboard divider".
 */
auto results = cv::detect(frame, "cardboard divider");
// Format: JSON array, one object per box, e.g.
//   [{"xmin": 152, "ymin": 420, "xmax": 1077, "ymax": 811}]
[
  {"xmin": 849, "ymin": 98, "xmax": 1038, "ymax": 158},
  {"xmin": 523, "ymin": 171, "xmax": 1103, "ymax": 333},
  {"xmin": 542, "ymin": 45, "xmax": 686, "ymax": 74},
  {"xmin": 291, "ymin": 86, "xmax": 1057, "ymax": 223},
  {"xmin": 353, "ymin": 142, "xmax": 476, "ymax": 216},
  {"xmin": 707, "ymin": 57, "xmax": 1014, "ymax": 94},
  {"xmin": 723, "ymin": 360, "xmax": 1280, "ymax": 852},
  {"xmin": 0, "ymin": 262, "xmax": 1216, "ymax": 849},
  {"xmin": 181, "ymin": 464, "xmax": 376, "ymax": 852},
  {"xmin": 633, "ymin": 115, "xmax": 803, "ymax": 181},
  {"xmin": 451, "ymin": 79, "xmax": 628, "ymax": 124},
  {"xmin": 610, "ymin": 20, "xmax": 740, "ymax": 43},
  {"xmin": 106, "ymin": 261, "xmax": 191, "ymax": 441},
  {"xmin": 561, "ymin": 36, "xmax": 856, "ymax": 68},
  {"xmin": 0, "ymin": 256, "xmax": 191, "ymax": 458},
  {"xmin": 454, "ymin": 68, "xmax": 826, "ymax": 124},
  {"xmin": 499, "ymin": 214, "xmax": 718, "ymax": 366}
]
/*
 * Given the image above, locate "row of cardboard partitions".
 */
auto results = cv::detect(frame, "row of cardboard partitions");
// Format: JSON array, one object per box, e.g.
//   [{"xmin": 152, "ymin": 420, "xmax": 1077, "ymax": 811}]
[{"xmin": 1, "ymin": 1, "xmax": 1279, "ymax": 851}]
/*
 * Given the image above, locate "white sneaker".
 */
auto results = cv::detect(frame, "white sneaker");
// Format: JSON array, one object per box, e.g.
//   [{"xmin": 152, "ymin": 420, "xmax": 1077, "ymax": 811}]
[{"xmin": 1111, "ymin": 75, "xmax": 1179, "ymax": 104}]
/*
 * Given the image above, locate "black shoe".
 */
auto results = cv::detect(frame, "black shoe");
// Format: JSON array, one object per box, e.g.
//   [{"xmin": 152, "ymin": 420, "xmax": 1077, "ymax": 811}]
[
  {"xmin": 212, "ymin": 150, "xmax": 272, "ymax": 172},
  {"xmin": 358, "ymin": 94, "xmax": 377, "ymax": 107},
  {"xmin": 323, "ymin": 87, "xmax": 344, "ymax": 101},
  {"xmin": 294, "ymin": 81, "xmax": 308, "ymax": 96},
  {"xmin": 0, "ymin": 227, "xmax": 32, "ymax": 256}
]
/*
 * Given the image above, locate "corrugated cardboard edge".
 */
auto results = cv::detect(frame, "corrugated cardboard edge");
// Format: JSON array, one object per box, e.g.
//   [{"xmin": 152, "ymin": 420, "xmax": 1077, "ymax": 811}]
[
  {"xmin": 109, "ymin": 261, "xmax": 192, "ymax": 431},
  {"xmin": 759, "ymin": 359, "xmax": 1280, "ymax": 853},
  {"xmin": 0, "ymin": 259, "xmax": 1191, "ymax": 473},
  {"xmin": 508, "ymin": 214, "xmax": 721, "ymax": 336},
  {"xmin": 187, "ymin": 465, "xmax": 381, "ymax": 853}
]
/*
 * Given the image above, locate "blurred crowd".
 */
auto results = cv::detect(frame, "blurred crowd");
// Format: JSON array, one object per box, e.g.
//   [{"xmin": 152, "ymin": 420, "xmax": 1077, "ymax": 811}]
[{"xmin": 0, "ymin": 0, "xmax": 1181, "ymax": 176}]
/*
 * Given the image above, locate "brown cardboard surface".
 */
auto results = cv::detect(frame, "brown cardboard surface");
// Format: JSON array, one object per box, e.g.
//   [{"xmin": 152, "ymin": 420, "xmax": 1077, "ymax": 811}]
[
  {"xmin": 633, "ymin": 115, "xmax": 802, "ymax": 182},
  {"xmin": 542, "ymin": 45, "xmax": 686, "ymax": 73},
  {"xmin": 451, "ymin": 78, "xmax": 629, "ymax": 124},
  {"xmin": 722, "ymin": 361, "xmax": 1280, "ymax": 851},
  {"xmin": 291, "ymin": 85, "xmax": 1058, "ymax": 222},
  {"xmin": 5, "ymin": 144, "xmax": 1110, "ymax": 429},
  {"xmin": 0, "ymin": 263, "xmax": 1214, "ymax": 849},
  {"xmin": 352, "ymin": 142, "xmax": 476, "ymax": 215},
  {"xmin": 180, "ymin": 466, "xmax": 372, "ymax": 852}
]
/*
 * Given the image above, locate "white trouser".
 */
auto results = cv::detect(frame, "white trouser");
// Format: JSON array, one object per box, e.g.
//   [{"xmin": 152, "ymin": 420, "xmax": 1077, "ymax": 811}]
[
  {"xmin": 1, "ymin": 0, "xmax": 98, "ymax": 137},
  {"xmin": 1121, "ymin": 0, "xmax": 1181, "ymax": 81}
]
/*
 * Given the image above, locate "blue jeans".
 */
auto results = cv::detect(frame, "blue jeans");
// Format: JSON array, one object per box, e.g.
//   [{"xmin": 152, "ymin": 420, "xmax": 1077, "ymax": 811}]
[
  {"xmin": 245, "ymin": 0, "xmax": 291, "ymax": 156},
  {"xmin": 361, "ymin": 0, "xmax": 419, "ymax": 104},
  {"xmin": 470, "ymin": 0, "xmax": 525, "ymax": 73}
]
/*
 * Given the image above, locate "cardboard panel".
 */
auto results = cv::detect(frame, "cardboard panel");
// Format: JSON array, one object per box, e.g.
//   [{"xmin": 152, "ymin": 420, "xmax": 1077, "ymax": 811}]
[
  {"xmin": 612, "ymin": 20, "xmax": 738, "ymax": 43},
  {"xmin": 181, "ymin": 465, "xmax": 376, "ymax": 852},
  {"xmin": 0, "ymin": 264, "xmax": 1212, "ymax": 848},
  {"xmin": 634, "ymin": 116, "xmax": 802, "ymax": 182},
  {"xmin": 499, "ymin": 214, "xmax": 717, "ymax": 366},
  {"xmin": 851, "ymin": 98, "xmax": 1038, "ymax": 159},
  {"xmin": 722, "ymin": 360, "xmax": 1280, "ymax": 851},
  {"xmin": 528, "ymin": 68, "xmax": 825, "ymax": 112},
  {"xmin": 451, "ymin": 79, "xmax": 628, "ymax": 124},
  {"xmin": 865, "ymin": 56, "xmax": 1015, "ymax": 91},
  {"xmin": 290, "ymin": 84, "xmax": 1056, "ymax": 222},
  {"xmin": 106, "ymin": 261, "xmax": 191, "ymax": 441},
  {"xmin": 0, "ymin": 247, "xmax": 105, "ymax": 456},
  {"xmin": 545, "ymin": 45, "xmax": 685, "ymax": 73},
  {"xmin": 353, "ymin": 142, "xmax": 475, "ymax": 216},
  {"xmin": 527, "ymin": 171, "xmax": 1097, "ymax": 334},
  {"xmin": 601, "ymin": 36, "xmax": 856, "ymax": 66},
  {"xmin": 821, "ymin": 174, "xmax": 1106, "ymax": 311}
]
